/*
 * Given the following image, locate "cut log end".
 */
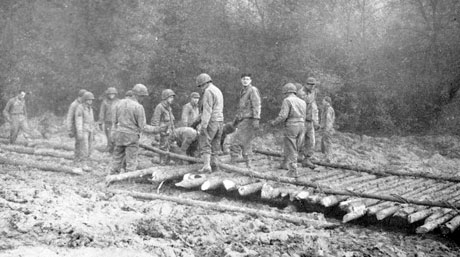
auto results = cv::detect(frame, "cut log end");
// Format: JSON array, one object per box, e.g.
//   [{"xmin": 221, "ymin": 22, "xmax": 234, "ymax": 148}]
[{"xmin": 223, "ymin": 180, "xmax": 237, "ymax": 191}]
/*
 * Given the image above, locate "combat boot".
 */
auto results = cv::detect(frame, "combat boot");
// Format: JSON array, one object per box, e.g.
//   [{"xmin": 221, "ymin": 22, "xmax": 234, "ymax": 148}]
[
  {"xmin": 199, "ymin": 154, "xmax": 212, "ymax": 173},
  {"xmin": 301, "ymin": 158, "xmax": 316, "ymax": 169},
  {"xmin": 211, "ymin": 155, "xmax": 220, "ymax": 172}
]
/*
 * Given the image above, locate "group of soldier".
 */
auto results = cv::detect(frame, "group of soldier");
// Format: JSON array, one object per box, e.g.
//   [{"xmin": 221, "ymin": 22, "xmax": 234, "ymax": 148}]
[{"xmin": 3, "ymin": 72, "xmax": 335, "ymax": 178}]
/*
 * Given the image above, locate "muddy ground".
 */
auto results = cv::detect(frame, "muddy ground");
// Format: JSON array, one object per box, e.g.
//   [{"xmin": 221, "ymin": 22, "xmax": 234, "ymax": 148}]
[{"xmin": 1, "ymin": 117, "xmax": 460, "ymax": 257}]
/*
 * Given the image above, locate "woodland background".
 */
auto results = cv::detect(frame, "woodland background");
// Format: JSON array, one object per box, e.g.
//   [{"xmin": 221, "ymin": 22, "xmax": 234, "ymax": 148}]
[{"xmin": 0, "ymin": 0, "xmax": 459, "ymax": 134}]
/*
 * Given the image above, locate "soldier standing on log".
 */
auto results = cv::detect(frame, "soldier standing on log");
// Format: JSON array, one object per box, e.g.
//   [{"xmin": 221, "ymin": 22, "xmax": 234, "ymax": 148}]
[
  {"xmin": 268, "ymin": 83, "xmax": 306, "ymax": 177},
  {"xmin": 181, "ymin": 92, "xmax": 200, "ymax": 127},
  {"xmin": 229, "ymin": 73, "xmax": 261, "ymax": 168},
  {"xmin": 3, "ymin": 90, "xmax": 31, "ymax": 144},
  {"xmin": 98, "ymin": 87, "xmax": 120, "ymax": 154},
  {"xmin": 74, "ymin": 91, "xmax": 96, "ymax": 165},
  {"xmin": 66, "ymin": 89, "xmax": 87, "ymax": 160},
  {"xmin": 300, "ymin": 77, "xmax": 319, "ymax": 169},
  {"xmin": 196, "ymin": 73, "xmax": 224, "ymax": 173},
  {"xmin": 151, "ymin": 89, "xmax": 176, "ymax": 165},
  {"xmin": 110, "ymin": 84, "xmax": 157, "ymax": 174}
]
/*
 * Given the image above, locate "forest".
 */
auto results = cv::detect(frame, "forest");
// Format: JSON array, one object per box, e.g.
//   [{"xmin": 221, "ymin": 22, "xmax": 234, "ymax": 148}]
[{"xmin": 0, "ymin": 0, "xmax": 459, "ymax": 134}]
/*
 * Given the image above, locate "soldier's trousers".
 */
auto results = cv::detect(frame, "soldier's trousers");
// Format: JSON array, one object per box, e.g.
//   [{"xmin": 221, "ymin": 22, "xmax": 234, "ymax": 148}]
[
  {"xmin": 9, "ymin": 115, "xmax": 30, "ymax": 144},
  {"xmin": 321, "ymin": 130, "xmax": 333, "ymax": 156},
  {"xmin": 112, "ymin": 131, "xmax": 140, "ymax": 173},
  {"xmin": 76, "ymin": 131, "xmax": 94, "ymax": 162},
  {"xmin": 199, "ymin": 121, "xmax": 223, "ymax": 158},
  {"xmin": 230, "ymin": 118, "xmax": 256, "ymax": 157},
  {"xmin": 283, "ymin": 122, "xmax": 305, "ymax": 169},
  {"xmin": 301, "ymin": 121, "xmax": 315, "ymax": 159},
  {"xmin": 104, "ymin": 121, "xmax": 115, "ymax": 153}
]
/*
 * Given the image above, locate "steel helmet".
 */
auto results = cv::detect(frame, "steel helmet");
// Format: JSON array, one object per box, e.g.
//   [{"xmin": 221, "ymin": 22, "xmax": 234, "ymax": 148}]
[
  {"xmin": 196, "ymin": 73, "xmax": 212, "ymax": 87},
  {"xmin": 306, "ymin": 77, "xmax": 317, "ymax": 85},
  {"xmin": 132, "ymin": 84, "xmax": 149, "ymax": 96},
  {"xmin": 82, "ymin": 92, "xmax": 95, "ymax": 101},
  {"xmin": 125, "ymin": 90, "xmax": 133, "ymax": 97},
  {"xmin": 161, "ymin": 89, "xmax": 176, "ymax": 100},
  {"xmin": 190, "ymin": 92, "xmax": 200, "ymax": 99},
  {"xmin": 106, "ymin": 87, "xmax": 118, "ymax": 95},
  {"xmin": 282, "ymin": 83, "xmax": 297, "ymax": 94},
  {"xmin": 78, "ymin": 89, "xmax": 87, "ymax": 97}
]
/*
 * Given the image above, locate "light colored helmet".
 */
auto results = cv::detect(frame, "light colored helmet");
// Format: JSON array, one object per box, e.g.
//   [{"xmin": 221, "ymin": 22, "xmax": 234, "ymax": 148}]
[
  {"xmin": 132, "ymin": 84, "xmax": 148, "ymax": 96},
  {"xmin": 106, "ymin": 87, "xmax": 118, "ymax": 95},
  {"xmin": 306, "ymin": 77, "xmax": 317, "ymax": 85},
  {"xmin": 82, "ymin": 92, "xmax": 95, "ymax": 101},
  {"xmin": 196, "ymin": 73, "xmax": 212, "ymax": 87},
  {"xmin": 282, "ymin": 83, "xmax": 297, "ymax": 94},
  {"xmin": 78, "ymin": 89, "xmax": 87, "ymax": 97},
  {"xmin": 125, "ymin": 90, "xmax": 133, "ymax": 97},
  {"xmin": 190, "ymin": 92, "xmax": 200, "ymax": 99},
  {"xmin": 161, "ymin": 89, "xmax": 176, "ymax": 100}
]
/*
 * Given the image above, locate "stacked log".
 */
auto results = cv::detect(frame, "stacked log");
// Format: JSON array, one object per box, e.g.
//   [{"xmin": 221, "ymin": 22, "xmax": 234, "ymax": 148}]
[{"xmin": 0, "ymin": 155, "xmax": 83, "ymax": 175}]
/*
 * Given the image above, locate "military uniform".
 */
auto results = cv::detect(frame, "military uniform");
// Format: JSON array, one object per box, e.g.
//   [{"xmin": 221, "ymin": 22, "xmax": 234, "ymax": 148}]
[
  {"xmin": 75, "ymin": 103, "xmax": 95, "ymax": 160},
  {"xmin": 272, "ymin": 94, "xmax": 306, "ymax": 172},
  {"xmin": 302, "ymin": 96, "xmax": 319, "ymax": 159},
  {"xmin": 151, "ymin": 101, "xmax": 175, "ymax": 158},
  {"xmin": 181, "ymin": 102, "xmax": 200, "ymax": 127},
  {"xmin": 170, "ymin": 127, "xmax": 199, "ymax": 157},
  {"xmin": 320, "ymin": 102, "xmax": 335, "ymax": 156},
  {"xmin": 98, "ymin": 98, "xmax": 120, "ymax": 153},
  {"xmin": 66, "ymin": 98, "xmax": 83, "ymax": 159},
  {"xmin": 3, "ymin": 96, "xmax": 30, "ymax": 144},
  {"xmin": 230, "ymin": 84, "xmax": 261, "ymax": 161},
  {"xmin": 111, "ymin": 97, "xmax": 148, "ymax": 173}
]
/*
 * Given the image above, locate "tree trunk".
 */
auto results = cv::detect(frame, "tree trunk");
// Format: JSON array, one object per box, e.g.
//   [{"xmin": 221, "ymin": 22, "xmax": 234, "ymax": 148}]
[
  {"xmin": 238, "ymin": 182, "xmax": 264, "ymax": 196},
  {"xmin": 110, "ymin": 189, "xmax": 339, "ymax": 228},
  {"xmin": 440, "ymin": 215, "xmax": 460, "ymax": 234},
  {"xmin": 201, "ymin": 177, "xmax": 225, "ymax": 191},
  {"xmin": 222, "ymin": 176, "xmax": 258, "ymax": 191},
  {"xmin": 175, "ymin": 173, "xmax": 209, "ymax": 189},
  {"xmin": 0, "ymin": 155, "xmax": 82, "ymax": 175},
  {"xmin": 416, "ymin": 211, "xmax": 456, "ymax": 234},
  {"xmin": 261, "ymin": 183, "xmax": 281, "ymax": 199}
]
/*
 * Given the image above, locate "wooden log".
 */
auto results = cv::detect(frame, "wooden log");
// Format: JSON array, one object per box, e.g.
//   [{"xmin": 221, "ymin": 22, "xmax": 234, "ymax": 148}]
[
  {"xmin": 27, "ymin": 140, "xmax": 74, "ymax": 152},
  {"xmin": 343, "ymin": 209, "xmax": 367, "ymax": 223},
  {"xmin": 223, "ymin": 176, "xmax": 258, "ymax": 191},
  {"xmin": 110, "ymin": 189, "xmax": 339, "ymax": 228},
  {"xmin": 201, "ymin": 177, "xmax": 225, "ymax": 191},
  {"xmin": 424, "ymin": 208, "xmax": 451, "ymax": 224},
  {"xmin": 295, "ymin": 191, "xmax": 310, "ymax": 200},
  {"xmin": 320, "ymin": 195, "xmax": 349, "ymax": 208},
  {"xmin": 376, "ymin": 206, "xmax": 402, "ymax": 220},
  {"xmin": 140, "ymin": 144, "xmax": 201, "ymax": 163},
  {"xmin": 440, "ymin": 215, "xmax": 460, "ymax": 234},
  {"xmin": 105, "ymin": 164, "xmax": 201, "ymax": 186},
  {"xmin": 314, "ymin": 173, "xmax": 351, "ymax": 185},
  {"xmin": 253, "ymin": 148, "xmax": 460, "ymax": 183},
  {"xmin": 238, "ymin": 182, "xmax": 264, "ymax": 196},
  {"xmin": 408, "ymin": 207, "xmax": 438, "ymax": 223},
  {"xmin": 175, "ymin": 174, "xmax": 208, "ymax": 189},
  {"xmin": 261, "ymin": 183, "xmax": 281, "ymax": 199},
  {"xmin": 142, "ymin": 145, "xmax": 460, "ymax": 209},
  {"xmin": 416, "ymin": 211, "xmax": 456, "ymax": 234},
  {"xmin": 0, "ymin": 155, "xmax": 82, "ymax": 175}
]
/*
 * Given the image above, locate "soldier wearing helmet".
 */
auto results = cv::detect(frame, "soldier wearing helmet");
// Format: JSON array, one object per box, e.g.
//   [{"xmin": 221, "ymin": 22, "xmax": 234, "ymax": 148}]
[
  {"xmin": 195, "ymin": 73, "xmax": 224, "ymax": 173},
  {"xmin": 3, "ymin": 90, "xmax": 32, "ymax": 144},
  {"xmin": 229, "ymin": 73, "xmax": 261, "ymax": 167},
  {"xmin": 181, "ymin": 92, "xmax": 200, "ymax": 127},
  {"xmin": 98, "ymin": 87, "xmax": 120, "ymax": 153},
  {"xmin": 74, "ymin": 91, "xmax": 96, "ymax": 166},
  {"xmin": 66, "ymin": 89, "xmax": 87, "ymax": 160},
  {"xmin": 299, "ymin": 77, "xmax": 319, "ymax": 169},
  {"xmin": 110, "ymin": 84, "xmax": 158, "ymax": 174},
  {"xmin": 150, "ymin": 89, "xmax": 176, "ymax": 165},
  {"xmin": 268, "ymin": 83, "xmax": 307, "ymax": 177}
]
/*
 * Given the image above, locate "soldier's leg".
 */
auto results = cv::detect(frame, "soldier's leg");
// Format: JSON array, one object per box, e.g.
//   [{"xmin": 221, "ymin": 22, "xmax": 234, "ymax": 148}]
[
  {"xmin": 81, "ymin": 131, "xmax": 89, "ymax": 159},
  {"xmin": 199, "ymin": 124, "xmax": 215, "ymax": 172},
  {"xmin": 125, "ymin": 142, "xmax": 140, "ymax": 172},
  {"xmin": 111, "ymin": 145, "xmax": 125, "ymax": 174},
  {"xmin": 284, "ymin": 124, "xmax": 298, "ymax": 172},
  {"xmin": 240, "ymin": 119, "xmax": 256, "ymax": 167},
  {"xmin": 210, "ymin": 121, "xmax": 223, "ymax": 171},
  {"xmin": 9, "ymin": 117, "xmax": 20, "ymax": 144},
  {"xmin": 321, "ymin": 130, "xmax": 333, "ymax": 156},
  {"xmin": 301, "ymin": 122, "xmax": 316, "ymax": 169},
  {"xmin": 229, "ymin": 121, "xmax": 244, "ymax": 159},
  {"xmin": 18, "ymin": 116, "xmax": 32, "ymax": 141},
  {"xmin": 159, "ymin": 134, "xmax": 170, "ymax": 164}
]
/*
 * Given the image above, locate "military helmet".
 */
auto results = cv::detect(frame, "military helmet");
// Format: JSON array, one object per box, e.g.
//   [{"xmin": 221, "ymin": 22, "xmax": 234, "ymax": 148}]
[
  {"xmin": 106, "ymin": 87, "xmax": 118, "ymax": 95},
  {"xmin": 82, "ymin": 92, "xmax": 95, "ymax": 101},
  {"xmin": 132, "ymin": 84, "xmax": 149, "ymax": 96},
  {"xmin": 282, "ymin": 83, "xmax": 297, "ymax": 94},
  {"xmin": 306, "ymin": 77, "xmax": 317, "ymax": 85},
  {"xmin": 161, "ymin": 89, "xmax": 176, "ymax": 100},
  {"xmin": 190, "ymin": 92, "xmax": 200, "ymax": 99},
  {"xmin": 196, "ymin": 73, "xmax": 212, "ymax": 87},
  {"xmin": 125, "ymin": 90, "xmax": 133, "ymax": 97},
  {"xmin": 78, "ymin": 89, "xmax": 87, "ymax": 97}
]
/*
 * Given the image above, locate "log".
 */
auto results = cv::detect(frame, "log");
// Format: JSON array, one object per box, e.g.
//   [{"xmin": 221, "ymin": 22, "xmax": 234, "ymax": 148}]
[
  {"xmin": 440, "ymin": 215, "xmax": 460, "ymax": 234},
  {"xmin": 110, "ymin": 189, "xmax": 339, "ymax": 228},
  {"xmin": 253, "ymin": 148, "xmax": 460, "ymax": 183},
  {"xmin": 320, "ymin": 195, "xmax": 349, "ymax": 208},
  {"xmin": 140, "ymin": 144, "xmax": 201, "ymax": 163},
  {"xmin": 0, "ymin": 144, "xmax": 73, "ymax": 160},
  {"xmin": 142, "ymin": 145, "xmax": 460, "ymax": 209},
  {"xmin": 223, "ymin": 176, "xmax": 258, "ymax": 191},
  {"xmin": 424, "ymin": 208, "xmax": 451, "ymax": 224},
  {"xmin": 175, "ymin": 174, "xmax": 209, "ymax": 189},
  {"xmin": 408, "ymin": 207, "xmax": 437, "ymax": 224},
  {"xmin": 416, "ymin": 211, "xmax": 456, "ymax": 234},
  {"xmin": 105, "ymin": 164, "xmax": 201, "ymax": 185},
  {"xmin": 343, "ymin": 209, "xmax": 367, "ymax": 223},
  {"xmin": 295, "ymin": 191, "xmax": 310, "ymax": 200},
  {"xmin": 0, "ymin": 155, "xmax": 82, "ymax": 175},
  {"xmin": 376, "ymin": 206, "xmax": 402, "ymax": 220},
  {"xmin": 238, "ymin": 182, "xmax": 264, "ymax": 196},
  {"xmin": 261, "ymin": 183, "xmax": 281, "ymax": 199},
  {"xmin": 201, "ymin": 177, "xmax": 225, "ymax": 191}
]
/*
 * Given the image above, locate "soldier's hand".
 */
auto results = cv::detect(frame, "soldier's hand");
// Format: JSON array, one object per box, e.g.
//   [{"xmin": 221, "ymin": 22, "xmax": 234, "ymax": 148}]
[{"xmin": 252, "ymin": 119, "xmax": 260, "ymax": 129}]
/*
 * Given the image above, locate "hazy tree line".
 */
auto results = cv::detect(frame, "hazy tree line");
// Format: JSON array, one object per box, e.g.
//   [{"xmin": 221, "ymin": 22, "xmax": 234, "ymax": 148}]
[{"xmin": 0, "ymin": 0, "xmax": 459, "ymax": 134}]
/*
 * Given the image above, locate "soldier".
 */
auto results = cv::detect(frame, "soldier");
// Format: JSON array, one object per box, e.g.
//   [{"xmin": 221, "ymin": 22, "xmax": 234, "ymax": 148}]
[
  {"xmin": 151, "ymin": 89, "xmax": 176, "ymax": 165},
  {"xmin": 320, "ymin": 96, "xmax": 335, "ymax": 161},
  {"xmin": 66, "ymin": 89, "xmax": 87, "ymax": 159},
  {"xmin": 169, "ymin": 126, "xmax": 199, "ymax": 157},
  {"xmin": 110, "ymin": 84, "xmax": 159, "ymax": 174},
  {"xmin": 75, "ymin": 92, "xmax": 96, "ymax": 163},
  {"xmin": 181, "ymin": 92, "xmax": 200, "ymax": 127},
  {"xmin": 3, "ymin": 90, "xmax": 31, "ymax": 144},
  {"xmin": 300, "ymin": 77, "xmax": 319, "ymax": 169},
  {"xmin": 268, "ymin": 83, "xmax": 306, "ymax": 177},
  {"xmin": 98, "ymin": 87, "xmax": 120, "ymax": 153},
  {"xmin": 229, "ymin": 73, "xmax": 261, "ymax": 167},
  {"xmin": 196, "ymin": 73, "xmax": 224, "ymax": 172}
]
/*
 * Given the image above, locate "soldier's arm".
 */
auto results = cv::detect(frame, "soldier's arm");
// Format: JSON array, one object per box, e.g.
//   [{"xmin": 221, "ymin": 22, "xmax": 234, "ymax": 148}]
[
  {"xmin": 200, "ymin": 90, "xmax": 212, "ymax": 128},
  {"xmin": 251, "ymin": 88, "xmax": 262, "ymax": 119},
  {"xmin": 272, "ymin": 99, "xmax": 290, "ymax": 125},
  {"xmin": 2, "ymin": 99, "xmax": 12, "ymax": 121},
  {"xmin": 66, "ymin": 102, "xmax": 76, "ymax": 132},
  {"xmin": 312, "ymin": 102, "xmax": 319, "ymax": 126},
  {"xmin": 75, "ymin": 106, "xmax": 84, "ymax": 138},
  {"xmin": 325, "ymin": 107, "xmax": 335, "ymax": 130},
  {"xmin": 150, "ymin": 105, "xmax": 161, "ymax": 127}
]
